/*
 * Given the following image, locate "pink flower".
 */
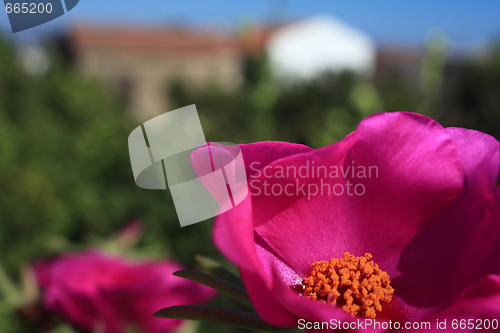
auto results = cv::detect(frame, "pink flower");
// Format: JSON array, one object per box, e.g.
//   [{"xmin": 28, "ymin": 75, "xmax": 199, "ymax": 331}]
[
  {"xmin": 193, "ymin": 112, "xmax": 500, "ymax": 331},
  {"xmin": 34, "ymin": 250, "xmax": 216, "ymax": 333}
]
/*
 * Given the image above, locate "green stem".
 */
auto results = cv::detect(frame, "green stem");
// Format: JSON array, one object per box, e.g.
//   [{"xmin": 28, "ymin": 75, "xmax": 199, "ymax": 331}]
[
  {"xmin": 173, "ymin": 270, "xmax": 251, "ymax": 305},
  {"xmin": 154, "ymin": 305, "xmax": 298, "ymax": 332}
]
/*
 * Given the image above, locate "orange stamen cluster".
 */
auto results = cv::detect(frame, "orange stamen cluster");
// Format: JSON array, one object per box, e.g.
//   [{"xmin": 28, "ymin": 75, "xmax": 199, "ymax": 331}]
[{"xmin": 303, "ymin": 252, "xmax": 394, "ymax": 319}]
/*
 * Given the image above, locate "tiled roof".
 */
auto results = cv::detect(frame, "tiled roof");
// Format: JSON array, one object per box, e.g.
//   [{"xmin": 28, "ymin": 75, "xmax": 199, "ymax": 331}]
[
  {"xmin": 68, "ymin": 24, "xmax": 285, "ymax": 56},
  {"xmin": 68, "ymin": 25, "xmax": 238, "ymax": 53}
]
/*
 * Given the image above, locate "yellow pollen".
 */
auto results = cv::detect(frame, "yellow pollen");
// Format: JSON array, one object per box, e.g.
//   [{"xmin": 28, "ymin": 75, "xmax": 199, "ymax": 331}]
[{"xmin": 302, "ymin": 252, "xmax": 394, "ymax": 319}]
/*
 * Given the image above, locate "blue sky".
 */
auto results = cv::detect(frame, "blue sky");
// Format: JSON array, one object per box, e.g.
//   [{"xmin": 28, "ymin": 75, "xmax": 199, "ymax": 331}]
[{"xmin": 1, "ymin": 0, "xmax": 500, "ymax": 50}]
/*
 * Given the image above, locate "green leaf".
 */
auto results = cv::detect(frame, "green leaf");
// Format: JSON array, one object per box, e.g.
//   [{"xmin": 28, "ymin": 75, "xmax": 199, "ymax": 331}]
[
  {"xmin": 173, "ymin": 270, "xmax": 251, "ymax": 305},
  {"xmin": 154, "ymin": 305, "xmax": 298, "ymax": 332},
  {"xmin": 195, "ymin": 255, "xmax": 244, "ymax": 288}
]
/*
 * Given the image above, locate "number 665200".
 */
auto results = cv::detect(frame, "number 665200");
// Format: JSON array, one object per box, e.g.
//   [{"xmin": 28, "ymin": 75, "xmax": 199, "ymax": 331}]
[{"xmin": 5, "ymin": 3, "xmax": 53, "ymax": 14}]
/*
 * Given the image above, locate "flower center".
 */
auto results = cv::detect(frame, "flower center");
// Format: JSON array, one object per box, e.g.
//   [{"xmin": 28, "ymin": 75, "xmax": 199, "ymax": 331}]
[{"xmin": 302, "ymin": 252, "xmax": 394, "ymax": 319}]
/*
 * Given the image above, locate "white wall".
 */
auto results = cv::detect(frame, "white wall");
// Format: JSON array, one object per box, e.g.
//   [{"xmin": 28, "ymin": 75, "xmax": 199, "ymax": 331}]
[{"xmin": 267, "ymin": 15, "xmax": 376, "ymax": 80}]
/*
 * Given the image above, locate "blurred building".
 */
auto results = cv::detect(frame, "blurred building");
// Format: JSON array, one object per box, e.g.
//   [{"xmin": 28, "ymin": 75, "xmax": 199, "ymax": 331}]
[
  {"xmin": 67, "ymin": 26, "xmax": 243, "ymax": 119},
  {"xmin": 64, "ymin": 16, "xmax": 423, "ymax": 119},
  {"xmin": 266, "ymin": 15, "xmax": 376, "ymax": 80}
]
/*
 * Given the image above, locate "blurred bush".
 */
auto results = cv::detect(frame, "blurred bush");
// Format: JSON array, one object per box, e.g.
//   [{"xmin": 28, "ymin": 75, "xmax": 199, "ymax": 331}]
[
  {"xmin": 170, "ymin": 55, "xmax": 387, "ymax": 148},
  {"xmin": 440, "ymin": 42, "xmax": 500, "ymax": 140},
  {"xmin": 0, "ymin": 38, "xmax": 225, "ymax": 332}
]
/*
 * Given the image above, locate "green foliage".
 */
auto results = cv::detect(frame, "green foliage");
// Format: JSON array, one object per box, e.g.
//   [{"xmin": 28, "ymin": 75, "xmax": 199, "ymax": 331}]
[
  {"xmin": 0, "ymin": 39, "xmax": 137, "ymax": 270},
  {"xmin": 440, "ymin": 43, "xmax": 500, "ymax": 140},
  {"xmin": 419, "ymin": 32, "xmax": 448, "ymax": 118},
  {"xmin": 0, "ymin": 38, "xmax": 252, "ymax": 332},
  {"xmin": 0, "ymin": 38, "xmax": 228, "ymax": 273},
  {"xmin": 173, "ymin": 270, "xmax": 251, "ymax": 305},
  {"xmin": 154, "ymin": 305, "xmax": 297, "ymax": 332}
]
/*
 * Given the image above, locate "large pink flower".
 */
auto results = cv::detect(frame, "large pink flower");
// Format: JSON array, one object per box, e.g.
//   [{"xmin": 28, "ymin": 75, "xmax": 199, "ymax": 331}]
[
  {"xmin": 34, "ymin": 250, "xmax": 216, "ymax": 333},
  {"xmin": 194, "ymin": 112, "xmax": 500, "ymax": 331}
]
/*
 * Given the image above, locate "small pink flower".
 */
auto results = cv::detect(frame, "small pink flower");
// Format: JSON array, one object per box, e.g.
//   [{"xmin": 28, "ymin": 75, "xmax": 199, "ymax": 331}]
[
  {"xmin": 34, "ymin": 250, "xmax": 216, "ymax": 333},
  {"xmin": 113, "ymin": 219, "xmax": 143, "ymax": 247},
  {"xmin": 193, "ymin": 112, "xmax": 500, "ymax": 331}
]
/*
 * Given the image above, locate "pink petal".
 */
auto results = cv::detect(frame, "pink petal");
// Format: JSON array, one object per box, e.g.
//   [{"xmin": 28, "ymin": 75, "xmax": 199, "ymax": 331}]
[
  {"xmin": 211, "ymin": 141, "xmax": 316, "ymax": 272},
  {"xmin": 421, "ymin": 275, "xmax": 500, "ymax": 332},
  {"xmin": 215, "ymin": 196, "xmax": 367, "ymax": 327},
  {"xmin": 239, "ymin": 268, "xmax": 300, "ymax": 326},
  {"xmin": 191, "ymin": 141, "xmax": 313, "ymax": 180},
  {"xmin": 254, "ymin": 234, "xmax": 414, "ymax": 331},
  {"xmin": 253, "ymin": 112, "xmax": 464, "ymax": 277},
  {"xmin": 213, "ymin": 195, "xmax": 260, "ymax": 273},
  {"xmin": 102, "ymin": 262, "xmax": 215, "ymax": 333},
  {"xmin": 35, "ymin": 251, "xmax": 128, "ymax": 332},
  {"xmin": 190, "ymin": 141, "xmax": 314, "ymax": 212},
  {"xmin": 387, "ymin": 128, "xmax": 500, "ymax": 313},
  {"xmin": 239, "ymin": 141, "xmax": 314, "ymax": 178},
  {"xmin": 214, "ymin": 112, "xmax": 467, "ymax": 325},
  {"xmin": 214, "ymin": 196, "xmax": 300, "ymax": 326},
  {"xmin": 35, "ymin": 251, "xmax": 216, "ymax": 333}
]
